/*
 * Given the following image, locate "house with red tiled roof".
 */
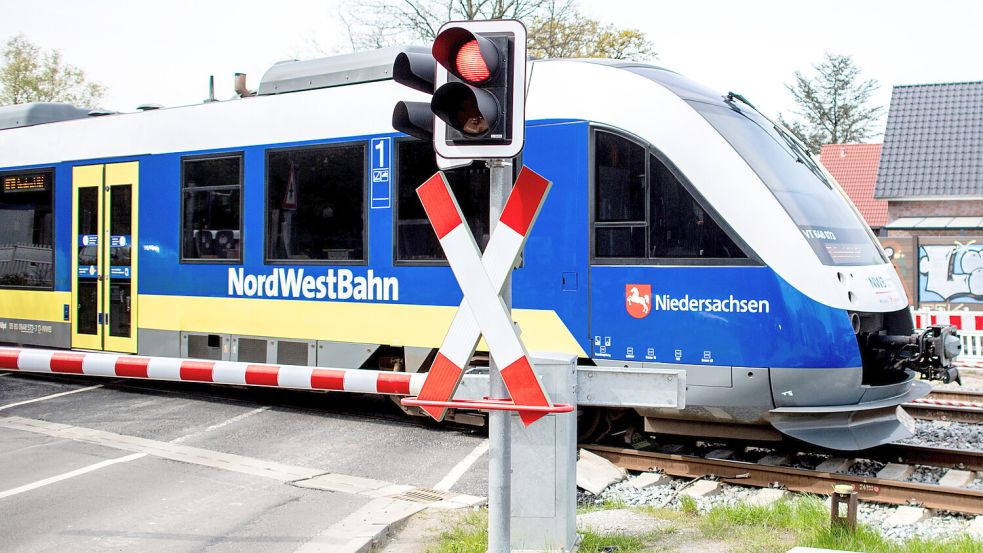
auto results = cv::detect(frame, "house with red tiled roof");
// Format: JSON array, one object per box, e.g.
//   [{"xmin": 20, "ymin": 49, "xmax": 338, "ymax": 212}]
[{"xmin": 820, "ymin": 143, "xmax": 889, "ymax": 234}]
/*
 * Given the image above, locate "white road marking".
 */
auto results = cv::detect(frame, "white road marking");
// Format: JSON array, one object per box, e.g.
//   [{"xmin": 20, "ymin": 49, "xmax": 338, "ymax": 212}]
[
  {"xmin": 0, "ymin": 384, "xmax": 104, "ymax": 412},
  {"xmin": 0, "ymin": 416, "xmax": 483, "ymax": 506},
  {"xmin": 0, "ymin": 406, "xmax": 270, "ymax": 500},
  {"xmin": 169, "ymin": 406, "xmax": 271, "ymax": 445},
  {"xmin": 433, "ymin": 439, "xmax": 489, "ymax": 492},
  {"xmin": 0, "ymin": 452, "xmax": 146, "ymax": 500}
]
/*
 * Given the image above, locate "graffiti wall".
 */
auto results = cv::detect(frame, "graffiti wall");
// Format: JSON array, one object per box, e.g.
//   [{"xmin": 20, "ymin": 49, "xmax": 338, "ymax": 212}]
[
  {"xmin": 879, "ymin": 236, "xmax": 917, "ymax": 305},
  {"xmin": 917, "ymin": 237, "xmax": 983, "ymax": 306}
]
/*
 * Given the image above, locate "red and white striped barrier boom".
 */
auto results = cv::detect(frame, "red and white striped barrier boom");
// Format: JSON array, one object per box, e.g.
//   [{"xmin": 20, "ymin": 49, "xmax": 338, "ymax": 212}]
[
  {"xmin": 416, "ymin": 167, "xmax": 553, "ymax": 426},
  {"xmin": 0, "ymin": 347, "xmax": 426, "ymax": 396}
]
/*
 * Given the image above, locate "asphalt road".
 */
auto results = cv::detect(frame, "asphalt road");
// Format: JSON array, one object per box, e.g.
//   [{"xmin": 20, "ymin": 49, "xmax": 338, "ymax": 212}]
[{"xmin": 0, "ymin": 372, "xmax": 489, "ymax": 552}]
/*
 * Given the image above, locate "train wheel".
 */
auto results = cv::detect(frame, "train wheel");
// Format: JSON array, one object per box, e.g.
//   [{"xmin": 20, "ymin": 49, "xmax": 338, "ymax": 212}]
[{"xmin": 577, "ymin": 408, "xmax": 603, "ymax": 442}]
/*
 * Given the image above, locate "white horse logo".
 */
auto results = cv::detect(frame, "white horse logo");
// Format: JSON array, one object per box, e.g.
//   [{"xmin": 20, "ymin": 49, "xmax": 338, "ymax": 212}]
[{"xmin": 626, "ymin": 286, "xmax": 650, "ymax": 314}]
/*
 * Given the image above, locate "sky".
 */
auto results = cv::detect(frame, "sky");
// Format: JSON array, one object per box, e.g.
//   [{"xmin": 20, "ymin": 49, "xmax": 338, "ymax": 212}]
[{"xmin": 3, "ymin": 0, "xmax": 981, "ymax": 138}]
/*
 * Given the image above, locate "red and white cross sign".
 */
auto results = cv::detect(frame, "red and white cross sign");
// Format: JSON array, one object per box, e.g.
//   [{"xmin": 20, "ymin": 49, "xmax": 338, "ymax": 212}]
[{"xmin": 415, "ymin": 167, "xmax": 553, "ymax": 426}]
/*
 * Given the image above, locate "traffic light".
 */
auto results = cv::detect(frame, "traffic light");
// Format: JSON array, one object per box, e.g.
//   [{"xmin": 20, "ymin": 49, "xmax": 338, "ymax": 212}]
[
  {"xmin": 391, "ymin": 20, "xmax": 526, "ymax": 160},
  {"xmin": 392, "ymin": 47, "xmax": 436, "ymax": 141}
]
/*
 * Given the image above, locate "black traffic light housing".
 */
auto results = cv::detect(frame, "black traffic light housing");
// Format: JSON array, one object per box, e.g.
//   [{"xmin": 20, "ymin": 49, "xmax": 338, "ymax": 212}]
[
  {"xmin": 392, "ymin": 50, "xmax": 436, "ymax": 141},
  {"xmin": 391, "ymin": 20, "xmax": 526, "ymax": 160}
]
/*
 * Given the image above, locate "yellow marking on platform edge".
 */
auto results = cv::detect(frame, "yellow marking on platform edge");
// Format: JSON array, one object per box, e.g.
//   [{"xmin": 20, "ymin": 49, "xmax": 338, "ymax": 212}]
[
  {"xmin": 0, "ymin": 290, "xmax": 71, "ymax": 322},
  {"xmin": 137, "ymin": 295, "xmax": 587, "ymax": 357}
]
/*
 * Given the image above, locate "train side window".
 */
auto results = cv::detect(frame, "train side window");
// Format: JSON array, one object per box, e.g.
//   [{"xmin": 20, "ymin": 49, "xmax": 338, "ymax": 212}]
[
  {"xmin": 395, "ymin": 140, "xmax": 489, "ymax": 262},
  {"xmin": 181, "ymin": 154, "xmax": 243, "ymax": 263},
  {"xmin": 648, "ymin": 153, "xmax": 745, "ymax": 259},
  {"xmin": 594, "ymin": 131, "xmax": 646, "ymax": 258},
  {"xmin": 0, "ymin": 169, "xmax": 54, "ymax": 289},
  {"xmin": 266, "ymin": 143, "xmax": 366, "ymax": 263}
]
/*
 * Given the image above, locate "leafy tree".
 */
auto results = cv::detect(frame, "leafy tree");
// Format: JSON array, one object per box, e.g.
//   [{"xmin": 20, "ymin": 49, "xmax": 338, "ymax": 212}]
[
  {"xmin": 779, "ymin": 53, "xmax": 883, "ymax": 154},
  {"xmin": 337, "ymin": 0, "xmax": 654, "ymax": 61},
  {"xmin": 0, "ymin": 34, "xmax": 105, "ymax": 107},
  {"xmin": 527, "ymin": 2, "xmax": 655, "ymax": 60}
]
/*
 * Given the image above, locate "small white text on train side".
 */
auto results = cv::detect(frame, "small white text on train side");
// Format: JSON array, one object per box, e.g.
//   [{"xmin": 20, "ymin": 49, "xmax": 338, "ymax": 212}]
[{"xmin": 228, "ymin": 268, "xmax": 399, "ymax": 301}]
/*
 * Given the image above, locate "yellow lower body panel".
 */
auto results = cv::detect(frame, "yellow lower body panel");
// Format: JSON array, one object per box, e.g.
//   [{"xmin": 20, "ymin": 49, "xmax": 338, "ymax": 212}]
[
  {"xmin": 0, "ymin": 290, "xmax": 70, "ymax": 322},
  {"xmin": 138, "ymin": 295, "xmax": 587, "ymax": 357}
]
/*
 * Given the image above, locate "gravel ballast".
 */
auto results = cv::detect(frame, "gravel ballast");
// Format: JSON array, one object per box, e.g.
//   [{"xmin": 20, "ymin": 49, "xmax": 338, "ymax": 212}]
[{"xmin": 581, "ymin": 474, "xmax": 981, "ymax": 542}]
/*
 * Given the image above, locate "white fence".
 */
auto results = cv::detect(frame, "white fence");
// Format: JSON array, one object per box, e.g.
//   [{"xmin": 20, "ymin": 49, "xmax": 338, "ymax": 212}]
[
  {"xmin": 959, "ymin": 331, "xmax": 983, "ymax": 366},
  {"xmin": 911, "ymin": 309, "xmax": 983, "ymax": 366}
]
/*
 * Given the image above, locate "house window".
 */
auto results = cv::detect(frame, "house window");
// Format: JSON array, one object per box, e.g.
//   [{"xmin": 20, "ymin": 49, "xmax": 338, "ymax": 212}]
[
  {"xmin": 181, "ymin": 154, "xmax": 243, "ymax": 262},
  {"xmin": 395, "ymin": 140, "xmax": 489, "ymax": 262},
  {"xmin": 593, "ymin": 130, "xmax": 746, "ymax": 262},
  {"xmin": 266, "ymin": 143, "xmax": 366, "ymax": 263},
  {"xmin": 0, "ymin": 170, "xmax": 54, "ymax": 288}
]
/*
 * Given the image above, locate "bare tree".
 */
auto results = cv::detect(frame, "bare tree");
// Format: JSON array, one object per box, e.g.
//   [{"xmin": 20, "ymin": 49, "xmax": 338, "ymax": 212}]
[
  {"xmin": 338, "ymin": 0, "xmax": 655, "ymax": 61},
  {"xmin": 0, "ymin": 34, "xmax": 105, "ymax": 107},
  {"xmin": 779, "ymin": 53, "xmax": 883, "ymax": 154}
]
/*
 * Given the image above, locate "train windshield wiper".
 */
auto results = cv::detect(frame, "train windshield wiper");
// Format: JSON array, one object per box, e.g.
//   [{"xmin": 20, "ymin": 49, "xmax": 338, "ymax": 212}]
[{"xmin": 724, "ymin": 91, "xmax": 832, "ymax": 189}]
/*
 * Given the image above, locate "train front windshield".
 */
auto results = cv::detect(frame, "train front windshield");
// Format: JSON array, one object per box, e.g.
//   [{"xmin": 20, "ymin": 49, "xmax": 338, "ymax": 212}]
[{"xmin": 690, "ymin": 101, "xmax": 885, "ymax": 267}]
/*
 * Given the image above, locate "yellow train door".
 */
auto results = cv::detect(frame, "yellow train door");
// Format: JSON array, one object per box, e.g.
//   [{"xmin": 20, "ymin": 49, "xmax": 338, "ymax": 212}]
[{"xmin": 71, "ymin": 162, "xmax": 139, "ymax": 353}]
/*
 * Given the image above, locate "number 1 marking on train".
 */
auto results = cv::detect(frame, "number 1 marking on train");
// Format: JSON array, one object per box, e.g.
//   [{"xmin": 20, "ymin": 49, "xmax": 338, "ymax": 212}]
[{"xmin": 371, "ymin": 138, "xmax": 391, "ymax": 209}]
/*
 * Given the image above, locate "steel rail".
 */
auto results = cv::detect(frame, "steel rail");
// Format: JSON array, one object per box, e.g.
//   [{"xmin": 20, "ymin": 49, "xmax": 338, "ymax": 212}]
[
  {"xmin": 906, "ymin": 389, "xmax": 983, "ymax": 423},
  {"xmin": 866, "ymin": 443, "xmax": 983, "ymax": 471},
  {"xmin": 583, "ymin": 444, "xmax": 983, "ymax": 515},
  {"xmin": 903, "ymin": 403, "xmax": 983, "ymax": 423}
]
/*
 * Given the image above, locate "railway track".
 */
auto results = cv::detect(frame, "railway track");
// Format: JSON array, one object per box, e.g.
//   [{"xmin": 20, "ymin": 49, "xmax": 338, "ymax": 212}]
[
  {"xmin": 906, "ymin": 388, "xmax": 983, "ymax": 423},
  {"xmin": 582, "ymin": 443, "xmax": 983, "ymax": 515}
]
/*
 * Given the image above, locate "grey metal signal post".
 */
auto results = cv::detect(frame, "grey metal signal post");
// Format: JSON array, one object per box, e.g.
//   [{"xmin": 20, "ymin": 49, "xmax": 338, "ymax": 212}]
[{"xmin": 487, "ymin": 158, "xmax": 513, "ymax": 553}]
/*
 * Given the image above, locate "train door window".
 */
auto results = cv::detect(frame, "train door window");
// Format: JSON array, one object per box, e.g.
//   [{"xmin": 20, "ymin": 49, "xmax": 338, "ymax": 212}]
[
  {"xmin": 181, "ymin": 154, "xmax": 243, "ymax": 263},
  {"xmin": 0, "ymin": 170, "xmax": 54, "ymax": 288},
  {"xmin": 266, "ymin": 143, "xmax": 366, "ymax": 263},
  {"xmin": 593, "ymin": 131, "xmax": 646, "ymax": 258},
  {"xmin": 395, "ymin": 139, "xmax": 489, "ymax": 262},
  {"xmin": 648, "ymin": 153, "xmax": 745, "ymax": 259}
]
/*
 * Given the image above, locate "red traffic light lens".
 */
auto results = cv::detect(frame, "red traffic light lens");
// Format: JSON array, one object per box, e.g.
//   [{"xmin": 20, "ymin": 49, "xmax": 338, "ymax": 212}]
[{"xmin": 455, "ymin": 40, "xmax": 490, "ymax": 83}]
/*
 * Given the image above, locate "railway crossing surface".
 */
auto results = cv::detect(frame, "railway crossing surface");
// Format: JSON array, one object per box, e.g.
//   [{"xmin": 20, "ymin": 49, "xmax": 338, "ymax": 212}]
[{"xmin": 0, "ymin": 373, "xmax": 487, "ymax": 553}]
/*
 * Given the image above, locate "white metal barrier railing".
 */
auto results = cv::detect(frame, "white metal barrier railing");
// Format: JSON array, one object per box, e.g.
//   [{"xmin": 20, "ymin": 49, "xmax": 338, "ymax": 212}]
[
  {"xmin": 912, "ymin": 308, "xmax": 983, "ymax": 331},
  {"xmin": 959, "ymin": 331, "xmax": 983, "ymax": 365},
  {"xmin": 911, "ymin": 308, "xmax": 983, "ymax": 367}
]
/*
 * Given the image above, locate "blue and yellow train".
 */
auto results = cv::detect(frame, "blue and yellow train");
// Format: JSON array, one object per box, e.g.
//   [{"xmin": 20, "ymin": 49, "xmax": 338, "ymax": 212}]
[{"xmin": 0, "ymin": 49, "xmax": 959, "ymax": 449}]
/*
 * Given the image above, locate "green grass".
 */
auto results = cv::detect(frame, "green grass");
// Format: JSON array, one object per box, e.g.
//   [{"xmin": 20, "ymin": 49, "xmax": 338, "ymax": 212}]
[
  {"xmin": 695, "ymin": 496, "xmax": 982, "ymax": 553},
  {"xmin": 678, "ymin": 495, "xmax": 699, "ymax": 515},
  {"xmin": 426, "ymin": 511, "xmax": 487, "ymax": 553},
  {"xmin": 577, "ymin": 496, "xmax": 627, "ymax": 514},
  {"xmin": 426, "ymin": 497, "xmax": 983, "ymax": 553}
]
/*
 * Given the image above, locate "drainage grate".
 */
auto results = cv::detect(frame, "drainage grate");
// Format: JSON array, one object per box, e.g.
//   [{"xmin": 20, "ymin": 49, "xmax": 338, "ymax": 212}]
[{"xmin": 395, "ymin": 488, "xmax": 457, "ymax": 504}]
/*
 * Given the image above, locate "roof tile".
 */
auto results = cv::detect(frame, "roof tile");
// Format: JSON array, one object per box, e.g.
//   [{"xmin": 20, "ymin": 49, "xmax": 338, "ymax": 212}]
[
  {"xmin": 821, "ymin": 143, "xmax": 889, "ymax": 227},
  {"xmin": 875, "ymin": 81, "xmax": 983, "ymax": 198}
]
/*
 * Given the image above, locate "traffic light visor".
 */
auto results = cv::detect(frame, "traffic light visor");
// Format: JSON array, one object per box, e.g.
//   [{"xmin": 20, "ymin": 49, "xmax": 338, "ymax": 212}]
[{"xmin": 432, "ymin": 82, "xmax": 498, "ymax": 136}]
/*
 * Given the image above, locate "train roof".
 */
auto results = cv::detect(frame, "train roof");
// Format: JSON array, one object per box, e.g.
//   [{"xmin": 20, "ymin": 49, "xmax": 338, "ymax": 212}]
[
  {"xmin": 0, "ymin": 47, "xmax": 727, "ymax": 134},
  {"xmin": 0, "ymin": 102, "xmax": 95, "ymax": 130},
  {"xmin": 258, "ymin": 46, "xmax": 431, "ymax": 95}
]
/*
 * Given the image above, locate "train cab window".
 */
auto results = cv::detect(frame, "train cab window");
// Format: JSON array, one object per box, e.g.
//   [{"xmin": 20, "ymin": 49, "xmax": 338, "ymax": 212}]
[
  {"xmin": 594, "ymin": 132, "xmax": 647, "ymax": 259},
  {"xmin": 181, "ymin": 154, "xmax": 243, "ymax": 263},
  {"xmin": 593, "ymin": 130, "xmax": 745, "ymax": 262},
  {"xmin": 649, "ymin": 154, "xmax": 744, "ymax": 259},
  {"xmin": 0, "ymin": 170, "xmax": 54, "ymax": 288},
  {"xmin": 266, "ymin": 143, "xmax": 366, "ymax": 263},
  {"xmin": 395, "ymin": 140, "xmax": 489, "ymax": 262}
]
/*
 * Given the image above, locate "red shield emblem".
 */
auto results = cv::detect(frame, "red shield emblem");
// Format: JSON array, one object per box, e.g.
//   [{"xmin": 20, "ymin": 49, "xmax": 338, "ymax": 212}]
[{"xmin": 625, "ymin": 284, "xmax": 651, "ymax": 319}]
